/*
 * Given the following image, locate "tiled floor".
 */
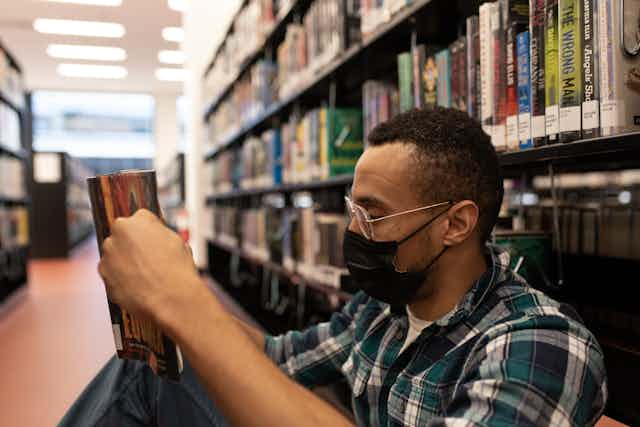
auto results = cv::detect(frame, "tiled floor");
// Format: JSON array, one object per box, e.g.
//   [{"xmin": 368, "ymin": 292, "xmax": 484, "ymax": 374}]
[{"xmin": 0, "ymin": 238, "xmax": 629, "ymax": 427}]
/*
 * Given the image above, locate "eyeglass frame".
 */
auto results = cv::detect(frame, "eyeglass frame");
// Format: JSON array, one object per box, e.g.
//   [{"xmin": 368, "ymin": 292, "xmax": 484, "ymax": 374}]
[{"xmin": 344, "ymin": 195, "xmax": 452, "ymax": 240}]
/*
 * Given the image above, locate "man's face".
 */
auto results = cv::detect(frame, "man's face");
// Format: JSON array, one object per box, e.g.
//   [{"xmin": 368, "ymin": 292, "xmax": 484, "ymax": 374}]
[{"xmin": 349, "ymin": 142, "xmax": 447, "ymax": 273}]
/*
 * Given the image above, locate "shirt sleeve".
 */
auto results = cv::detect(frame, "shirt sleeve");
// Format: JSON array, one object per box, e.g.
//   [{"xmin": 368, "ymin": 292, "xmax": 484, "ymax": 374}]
[
  {"xmin": 427, "ymin": 318, "xmax": 608, "ymax": 427},
  {"xmin": 264, "ymin": 291, "xmax": 369, "ymax": 388}
]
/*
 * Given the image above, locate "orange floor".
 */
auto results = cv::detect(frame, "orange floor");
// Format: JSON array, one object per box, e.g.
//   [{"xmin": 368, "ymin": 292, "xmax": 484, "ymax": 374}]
[{"xmin": 0, "ymin": 239, "xmax": 629, "ymax": 427}]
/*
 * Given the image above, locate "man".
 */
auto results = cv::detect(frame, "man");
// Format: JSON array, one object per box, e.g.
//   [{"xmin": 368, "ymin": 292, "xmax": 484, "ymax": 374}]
[{"xmin": 60, "ymin": 107, "xmax": 607, "ymax": 427}]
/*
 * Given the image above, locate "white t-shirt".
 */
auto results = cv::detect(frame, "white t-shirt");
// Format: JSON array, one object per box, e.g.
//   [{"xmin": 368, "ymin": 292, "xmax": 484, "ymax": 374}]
[{"xmin": 399, "ymin": 306, "xmax": 433, "ymax": 354}]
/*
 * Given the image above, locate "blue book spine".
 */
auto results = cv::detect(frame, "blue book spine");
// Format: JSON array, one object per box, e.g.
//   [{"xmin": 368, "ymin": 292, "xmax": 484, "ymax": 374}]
[
  {"xmin": 517, "ymin": 31, "xmax": 533, "ymax": 149},
  {"xmin": 272, "ymin": 128, "xmax": 282, "ymax": 185}
]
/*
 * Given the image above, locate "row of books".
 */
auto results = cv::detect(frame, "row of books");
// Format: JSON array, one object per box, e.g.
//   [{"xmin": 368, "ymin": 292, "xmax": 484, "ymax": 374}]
[
  {"xmin": 204, "ymin": 0, "xmax": 287, "ymax": 102},
  {"xmin": 0, "ymin": 206, "xmax": 29, "ymax": 250},
  {"xmin": 0, "ymin": 45, "xmax": 24, "ymax": 110},
  {"xmin": 207, "ymin": 0, "xmax": 361, "ymax": 146},
  {"xmin": 0, "ymin": 103, "xmax": 20, "ymax": 151},
  {"xmin": 0, "ymin": 156, "xmax": 25, "ymax": 199},
  {"xmin": 210, "ymin": 205, "xmax": 349, "ymax": 289},
  {"xmin": 206, "ymin": 106, "xmax": 363, "ymax": 194}
]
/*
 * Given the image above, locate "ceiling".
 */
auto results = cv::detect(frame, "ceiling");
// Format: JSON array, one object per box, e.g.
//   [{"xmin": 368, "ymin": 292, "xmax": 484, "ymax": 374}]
[{"xmin": 0, "ymin": 0, "xmax": 184, "ymax": 94}]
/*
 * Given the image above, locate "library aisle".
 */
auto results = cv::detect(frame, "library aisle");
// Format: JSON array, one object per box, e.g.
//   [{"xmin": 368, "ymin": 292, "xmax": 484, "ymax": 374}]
[{"xmin": 0, "ymin": 239, "xmax": 113, "ymax": 427}]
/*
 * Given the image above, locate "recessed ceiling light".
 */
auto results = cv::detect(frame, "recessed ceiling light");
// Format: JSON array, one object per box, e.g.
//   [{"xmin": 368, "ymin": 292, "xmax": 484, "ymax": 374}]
[
  {"xmin": 158, "ymin": 50, "xmax": 185, "ymax": 65},
  {"xmin": 58, "ymin": 63, "xmax": 127, "ymax": 79},
  {"xmin": 34, "ymin": 19, "xmax": 125, "ymax": 38},
  {"xmin": 168, "ymin": 0, "xmax": 188, "ymax": 11},
  {"xmin": 162, "ymin": 27, "xmax": 184, "ymax": 43},
  {"xmin": 47, "ymin": 44, "xmax": 126, "ymax": 61},
  {"xmin": 46, "ymin": 0, "xmax": 123, "ymax": 6},
  {"xmin": 155, "ymin": 68, "xmax": 186, "ymax": 82}
]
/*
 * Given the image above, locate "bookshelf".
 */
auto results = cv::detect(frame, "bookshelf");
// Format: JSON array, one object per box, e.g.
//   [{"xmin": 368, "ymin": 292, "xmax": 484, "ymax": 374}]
[
  {"xmin": 200, "ymin": 2, "xmax": 640, "ymax": 423},
  {"xmin": 0, "ymin": 41, "xmax": 30, "ymax": 306},
  {"xmin": 31, "ymin": 152, "xmax": 94, "ymax": 258},
  {"xmin": 158, "ymin": 153, "xmax": 186, "ymax": 230}
]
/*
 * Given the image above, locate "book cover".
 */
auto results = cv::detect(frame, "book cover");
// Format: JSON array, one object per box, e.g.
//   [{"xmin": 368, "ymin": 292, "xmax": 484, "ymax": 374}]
[
  {"xmin": 492, "ymin": 1, "xmax": 508, "ymax": 150},
  {"xmin": 412, "ymin": 44, "xmax": 426, "ymax": 108},
  {"xmin": 480, "ymin": 2, "xmax": 495, "ymax": 138},
  {"xmin": 545, "ymin": 0, "xmax": 561, "ymax": 142},
  {"xmin": 436, "ymin": 49, "xmax": 451, "ymax": 108},
  {"xmin": 581, "ymin": 0, "xmax": 600, "ymax": 138},
  {"xmin": 271, "ymin": 128, "xmax": 282, "ymax": 185},
  {"xmin": 450, "ymin": 41, "xmax": 460, "ymax": 110},
  {"xmin": 325, "ymin": 108, "xmax": 364, "ymax": 177},
  {"xmin": 559, "ymin": 0, "xmax": 582, "ymax": 143},
  {"xmin": 397, "ymin": 52, "xmax": 414, "ymax": 112},
  {"xmin": 467, "ymin": 15, "xmax": 481, "ymax": 121},
  {"xmin": 597, "ymin": 0, "xmax": 640, "ymax": 136},
  {"xmin": 87, "ymin": 170, "xmax": 183, "ymax": 381},
  {"xmin": 518, "ymin": 31, "xmax": 533, "ymax": 148},
  {"xmin": 423, "ymin": 54, "xmax": 438, "ymax": 107},
  {"xmin": 531, "ymin": 0, "xmax": 548, "ymax": 145},
  {"xmin": 457, "ymin": 37, "xmax": 468, "ymax": 112}
]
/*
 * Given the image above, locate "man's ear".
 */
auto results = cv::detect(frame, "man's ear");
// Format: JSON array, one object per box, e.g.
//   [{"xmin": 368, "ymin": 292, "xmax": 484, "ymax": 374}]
[{"xmin": 442, "ymin": 201, "xmax": 479, "ymax": 246}]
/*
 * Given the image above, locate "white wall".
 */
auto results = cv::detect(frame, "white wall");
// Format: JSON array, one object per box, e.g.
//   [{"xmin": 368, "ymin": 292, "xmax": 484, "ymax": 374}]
[
  {"xmin": 154, "ymin": 93, "xmax": 180, "ymax": 179},
  {"xmin": 182, "ymin": 0, "xmax": 241, "ymax": 268}
]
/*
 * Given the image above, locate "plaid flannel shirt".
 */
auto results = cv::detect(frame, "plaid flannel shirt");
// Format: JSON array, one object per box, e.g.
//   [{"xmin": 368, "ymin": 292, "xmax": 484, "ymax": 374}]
[{"xmin": 264, "ymin": 246, "xmax": 608, "ymax": 426}]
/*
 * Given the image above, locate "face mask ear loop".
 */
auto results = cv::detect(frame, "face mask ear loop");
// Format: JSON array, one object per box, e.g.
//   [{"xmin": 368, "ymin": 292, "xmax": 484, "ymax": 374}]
[{"xmin": 396, "ymin": 201, "xmax": 453, "ymax": 246}]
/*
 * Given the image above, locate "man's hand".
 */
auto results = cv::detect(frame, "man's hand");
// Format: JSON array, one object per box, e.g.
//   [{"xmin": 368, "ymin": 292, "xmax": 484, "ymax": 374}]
[{"xmin": 98, "ymin": 209, "xmax": 203, "ymax": 323}]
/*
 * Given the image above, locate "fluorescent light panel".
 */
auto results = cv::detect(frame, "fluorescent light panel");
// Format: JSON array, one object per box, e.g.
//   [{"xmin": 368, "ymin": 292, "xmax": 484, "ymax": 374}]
[
  {"xmin": 34, "ymin": 19, "xmax": 125, "ymax": 38},
  {"xmin": 47, "ymin": 44, "xmax": 126, "ymax": 61},
  {"xmin": 46, "ymin": 0, "xmax": 122, "ymax": 5},
  {"xmin": 58, "ymin": 63, "xmax": 127, "ymax": 79},
  {"xmin": 158, "ymin": 50, "xmax": 185, "ymax": 65},
  {"xmin": 155, "ymin": 68, "xmax": 185, "ymax": 82},
  {"xmin": 168, "ymin": 0, "xmax": 187, "ymax": 11},
  {"xmin": 162, "ymin": 27, "xmax": 184, "ymax": 43}
]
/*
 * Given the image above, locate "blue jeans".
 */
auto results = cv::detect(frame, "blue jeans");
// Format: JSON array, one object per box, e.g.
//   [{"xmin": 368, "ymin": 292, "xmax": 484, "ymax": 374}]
[{"xmin": 58, "ymin": 355, "xmax": 229, "ymax": 427}]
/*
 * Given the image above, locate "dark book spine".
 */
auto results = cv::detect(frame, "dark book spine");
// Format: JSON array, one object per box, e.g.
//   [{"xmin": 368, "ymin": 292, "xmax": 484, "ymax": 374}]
[
  {"xmin": 531, "ymin": 0, "xmax": 548, "ymax": 145},
  {"xmin": 559, "ymin": 0, "xmax": 582, "ymax": 143},
  {"xmin": 545, "ymin": 0, "xmax": 560, "ymax": 142},
  {"xmin": 581, "ymin": 0, "xmax": 600, "ymax": 137},
  {"xmin": 466, "ymin": 15, "xmax": 481, "ymax": 121}
]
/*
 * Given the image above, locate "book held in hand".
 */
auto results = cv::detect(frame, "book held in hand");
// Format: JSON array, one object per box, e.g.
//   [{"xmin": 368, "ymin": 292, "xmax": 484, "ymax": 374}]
[{"xmin": 87, "ymin": 170, "xmax": 184, "ymax": 380}]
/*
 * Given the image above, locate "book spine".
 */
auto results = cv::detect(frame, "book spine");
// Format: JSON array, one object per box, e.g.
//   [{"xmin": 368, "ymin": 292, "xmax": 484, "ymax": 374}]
[
  {"xmin": 397, "ymin": 52, "xmax": 414, "ymax": 112},
  {"xmin": 480, "ymin": 3, "xmax": 494, "ymax": 136},
  {"xmin": 598, "ymin": 0, "xmax": 614, "ymax": 135},
  {"xmin": 423, "ymin": 55, "xmax": 438, "ymax": 107},
  {"xmin": 518, "ymin": 31, "xmax": 533, "ymax": 148},
  {"xmin": 506, "ymin": 23, "xmax": 520, "ymax": 149},
  {"xmin": 436, "ymin": 49, "xmax": 452, "ymax": 108},
  {"xmin": 327, "ymin": 108, "xmax": 364, "ymax": 177},
  {"xmin": 450, "ymin": 41, "xmax": 460, "ymax": 110},
  {"xmin": 545, "ymin": 0, "xmax": 560, "ymax": 142},
  {"xmin": 412, "ymin": 45, "xmax": 426, "ymax": 108},
  {"xmin": 458, "ymin": 37, "xmax": 468, "ymax": 112},
  {"xmin": 581, "ymin": 0, "xmax": 600, "ymax": 137},
  {"xmin": 559, "ymin": 0, "xmax": 582, "ymax": 143},
  {"xmin": 493, "ymin": 2, "xmax": 507, "ymax": 150},
  {"xmin": 531, "ymin": 0, "xmax": 548, "ymax": 145},
  {"xmin": 467, "ymin": 15, "xmax": 481, "ymax": 120}
]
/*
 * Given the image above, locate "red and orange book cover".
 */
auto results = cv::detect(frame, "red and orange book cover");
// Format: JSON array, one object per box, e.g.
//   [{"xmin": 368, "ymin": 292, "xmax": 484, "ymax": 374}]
[{"xmin": 88, "ymin": 170, "xmax": 183, "ymax": 380}]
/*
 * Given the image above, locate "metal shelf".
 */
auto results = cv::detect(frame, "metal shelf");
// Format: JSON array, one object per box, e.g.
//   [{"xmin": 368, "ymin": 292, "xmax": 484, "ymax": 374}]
[
  {"xmin": 0, "ymin": 197, "xmax": 30, "ymax": 207},
  {"xmin": 0, "ymin": 143, "xmax": 27, "ymax": 160},
  {"xmin": 209, "ymin": 238, "xmax": 353, "ymax": 302},
  {"xmin": 206, "ymin": 174, "xmax": 353, "ymax": 202}
]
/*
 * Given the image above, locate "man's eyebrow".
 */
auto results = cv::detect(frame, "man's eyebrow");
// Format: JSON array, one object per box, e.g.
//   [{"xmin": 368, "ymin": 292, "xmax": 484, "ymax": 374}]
[{"xmin": 353, "ymin": 194, "xmax": 390, "ymax": 211}]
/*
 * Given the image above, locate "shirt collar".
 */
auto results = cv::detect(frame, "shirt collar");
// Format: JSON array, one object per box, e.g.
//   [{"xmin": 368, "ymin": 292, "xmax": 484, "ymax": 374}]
[{"xmin": 431, "ymin": 244, "xmax": 510, "ymax": 328}]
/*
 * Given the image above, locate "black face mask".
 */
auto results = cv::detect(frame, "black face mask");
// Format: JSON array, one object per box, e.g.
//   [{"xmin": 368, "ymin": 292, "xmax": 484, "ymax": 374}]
[{"xmin": 342, "ymin": 207, "xmax": 450, "ymax": 309}]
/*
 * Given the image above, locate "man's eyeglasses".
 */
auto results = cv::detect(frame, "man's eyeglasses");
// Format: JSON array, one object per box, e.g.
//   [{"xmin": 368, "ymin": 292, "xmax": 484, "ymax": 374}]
[{"xmin": 345, "ymin": 196, "xmax": 451, "ymax": 240}]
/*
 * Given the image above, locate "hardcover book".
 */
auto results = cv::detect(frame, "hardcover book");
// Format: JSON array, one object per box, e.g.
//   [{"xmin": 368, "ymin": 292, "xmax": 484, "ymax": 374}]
[
  {"xmin": 397, "ymin": 52, "xmax": 414, "ymax": 112},
  {"xmin": 466, "ymin": 15, "xmax": 481, "ymax": 121},
  {"xmin": 436, "ymin": 49, "xmax": 452, "ymax": 108},
  {"xmin": 559, "ymin": 0, "xmax": 583, "ymax": 143},
  {"xmin": 492, "ymin": 1, "xmax": 508, "ymax": 150},
  {"xmin": 87, "ymin": 170, "xmax": 183, "ymax": 381},
  {"xmin": 530, "ymin": 0, "xmax": 548, "ymax": 145},
  {"xmin": 581, "ymin": 0, "xmax": 600, "ymax": 138},
  {"xmin": 480, "ymin": 2, "xmax": 496, "ymax": 138},
  {"xmin": 545, "ymin": 0, "xmax": 561, "ymax": 142},
  {"xmin": 412, "ymin": 44, "xmax": 426, "ymax": 109},
  {"xmin": 518, "ymin": 31, "xmax": 534, "ymax": 148},
  {"xmin": 423, "ymin": 54, "xmax": 439, "ymax": 107}
]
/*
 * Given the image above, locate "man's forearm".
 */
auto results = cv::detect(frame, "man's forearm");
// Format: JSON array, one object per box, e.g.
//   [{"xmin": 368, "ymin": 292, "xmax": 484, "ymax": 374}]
[
  {"xmin": 158, "ymin": 279, "xmax": 353, "ymax": 427},
  {"xmin": 231, "ymin": 315, "xmax": 265, "ymax": 349}
]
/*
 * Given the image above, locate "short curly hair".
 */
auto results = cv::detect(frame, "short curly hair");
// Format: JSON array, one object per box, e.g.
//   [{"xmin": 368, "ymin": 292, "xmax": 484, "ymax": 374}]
[{"xmin": 367, "ymin": 107, "xmax": 504, "ymax": 243}]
